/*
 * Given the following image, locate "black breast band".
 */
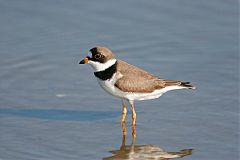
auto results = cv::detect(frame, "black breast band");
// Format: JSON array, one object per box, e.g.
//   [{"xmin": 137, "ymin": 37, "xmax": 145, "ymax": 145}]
[{"xmin": 94, "ymin": 61, "xmax": 117, "ymax": 80}]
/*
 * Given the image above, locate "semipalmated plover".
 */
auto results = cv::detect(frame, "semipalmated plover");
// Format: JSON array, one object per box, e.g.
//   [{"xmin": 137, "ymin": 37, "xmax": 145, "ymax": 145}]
[{"xmin": 79, "ymin": 46, "xmax": 195, "ymax": 125}]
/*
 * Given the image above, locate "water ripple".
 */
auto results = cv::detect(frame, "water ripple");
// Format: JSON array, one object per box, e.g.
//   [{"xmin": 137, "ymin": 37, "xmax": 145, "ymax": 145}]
[{"xmin": 0, "ymin": 108, "xmax": 119, "ymax": 121}]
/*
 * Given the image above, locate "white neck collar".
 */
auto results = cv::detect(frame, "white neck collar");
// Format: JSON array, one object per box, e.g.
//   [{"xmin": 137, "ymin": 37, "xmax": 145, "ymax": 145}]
[{"xmin": 89, "ymin": 59, "xmax": 117, "ymax": 72}]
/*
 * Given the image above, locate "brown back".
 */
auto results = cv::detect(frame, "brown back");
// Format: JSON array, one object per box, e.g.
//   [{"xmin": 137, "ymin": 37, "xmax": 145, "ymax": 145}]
[{"xmin": 115, "ymin": 60, "xmax": 183, "ymax": 93}]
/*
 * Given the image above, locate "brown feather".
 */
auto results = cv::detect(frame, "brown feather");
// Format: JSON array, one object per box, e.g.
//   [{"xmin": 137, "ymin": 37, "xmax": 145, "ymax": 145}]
[
  {"xmin": 114, "ymin": 60, "xmax": 193, "ymax": 93},
  {"xmin": 115, "ymin": 60, "xmax": 163, "ymax": 93}
]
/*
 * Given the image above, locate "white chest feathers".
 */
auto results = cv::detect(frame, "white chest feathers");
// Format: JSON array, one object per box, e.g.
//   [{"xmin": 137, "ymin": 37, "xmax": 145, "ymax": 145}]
[{"xmin": 96, "ymin": 72, "xmax": 124, "ymax": 98}]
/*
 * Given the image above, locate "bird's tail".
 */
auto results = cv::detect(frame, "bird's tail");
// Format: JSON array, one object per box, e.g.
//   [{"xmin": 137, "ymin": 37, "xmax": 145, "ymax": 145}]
[
  {"xmin": 164, "ymin": 80, "xmax": 196, "ymax": 89},
  {"xmin": 180, "ymin": 81, "xmax": 196, "ymax": 89}
]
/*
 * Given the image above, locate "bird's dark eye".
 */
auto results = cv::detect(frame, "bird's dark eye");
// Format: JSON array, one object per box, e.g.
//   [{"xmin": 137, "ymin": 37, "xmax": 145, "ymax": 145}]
[{"xmin": 95, "ymin": 54, "xmax": 102, "ymax": 59}]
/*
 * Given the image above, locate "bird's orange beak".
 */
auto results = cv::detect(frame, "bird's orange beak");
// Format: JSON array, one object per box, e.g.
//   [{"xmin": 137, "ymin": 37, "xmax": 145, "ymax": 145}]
[{"xmin": 79, "ymin": 57, "xmax": 89, "ymax": 64}]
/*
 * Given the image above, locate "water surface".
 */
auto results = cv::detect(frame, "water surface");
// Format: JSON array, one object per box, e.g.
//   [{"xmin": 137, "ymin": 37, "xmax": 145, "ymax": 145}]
[{"xmin": 0, "ymin": 0, "xmax": 238, "ymax": 160}]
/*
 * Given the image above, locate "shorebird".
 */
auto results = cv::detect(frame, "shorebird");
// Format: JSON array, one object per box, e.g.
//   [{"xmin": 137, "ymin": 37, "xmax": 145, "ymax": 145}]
[{"xmin": 79, "ymin": 46, "xmax": 195, "ymax": 126}]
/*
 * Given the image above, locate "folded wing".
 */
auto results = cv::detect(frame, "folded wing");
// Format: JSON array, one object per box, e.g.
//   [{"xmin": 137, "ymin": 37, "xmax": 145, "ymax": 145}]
[{"xmin": 115, "ymin": 60, "xmax": 194, "ymax": 93}]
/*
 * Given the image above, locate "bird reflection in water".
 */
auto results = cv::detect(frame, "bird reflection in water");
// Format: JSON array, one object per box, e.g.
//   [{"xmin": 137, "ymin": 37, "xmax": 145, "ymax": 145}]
[{"xmin": 103, "ymin": 123, "xmax": 193, "ymax": 160}]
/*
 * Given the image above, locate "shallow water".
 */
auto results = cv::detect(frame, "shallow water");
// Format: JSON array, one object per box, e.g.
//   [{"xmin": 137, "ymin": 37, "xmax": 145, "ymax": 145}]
[{"xmin": 0, "ymin": 0, "xmax": 238, "ymax": 160}]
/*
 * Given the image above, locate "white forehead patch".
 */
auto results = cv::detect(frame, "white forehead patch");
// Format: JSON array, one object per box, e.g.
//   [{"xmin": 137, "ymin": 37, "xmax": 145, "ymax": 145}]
[{"xmin": 88, "ymin": 51, "xmax": 92, "ymax": 58}]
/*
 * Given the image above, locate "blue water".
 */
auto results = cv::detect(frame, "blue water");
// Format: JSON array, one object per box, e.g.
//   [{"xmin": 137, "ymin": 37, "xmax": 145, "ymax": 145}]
[{"xmin": 0, "ymin": 0, "xmax": 238, "ymax": 160}]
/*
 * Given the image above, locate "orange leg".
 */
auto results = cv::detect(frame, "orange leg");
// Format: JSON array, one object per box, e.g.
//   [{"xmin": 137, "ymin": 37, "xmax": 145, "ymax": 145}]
[
  {"xmin": 121, "ymin": 120, "xmax": 127, "ymax": 136},
  {"xmin": 121, "ymin": 99, "xmax": 127, "ymax": 126},
  {"xmin": 132, "ymin": 123, "xmax": 136, "ymax": 139},
  {"xmin": 129, "ymin": 100, "xmax": 136, "ymax": 126}
]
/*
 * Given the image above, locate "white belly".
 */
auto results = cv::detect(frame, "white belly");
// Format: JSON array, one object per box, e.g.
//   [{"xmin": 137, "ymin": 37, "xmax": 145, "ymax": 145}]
[
  {"xmin": 96, "ymin": 74, "xmax": 187, "ymax": 101},
  {"xmin": 97, "ymin": 77, "xmax": 122, "ymax": 98}
]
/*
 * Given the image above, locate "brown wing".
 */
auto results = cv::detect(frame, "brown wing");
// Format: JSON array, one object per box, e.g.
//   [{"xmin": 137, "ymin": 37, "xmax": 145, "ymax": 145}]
[
  {"xmin": 114, "ymin": 60, "xmax": 164, "ymax": 93},
  {"xmin": 114, "ymin": 60, "xmax": 192, "ymax": 93}
]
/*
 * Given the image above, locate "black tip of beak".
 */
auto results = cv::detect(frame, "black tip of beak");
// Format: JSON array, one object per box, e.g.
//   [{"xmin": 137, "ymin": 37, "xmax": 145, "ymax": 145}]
[
  {"xmin": 79, "ymin": 56, "xmax": 90, "ymax": 64},
  {"xmin": 79, "ymin": 60, "xmax": 84, "ymax": 64}
]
